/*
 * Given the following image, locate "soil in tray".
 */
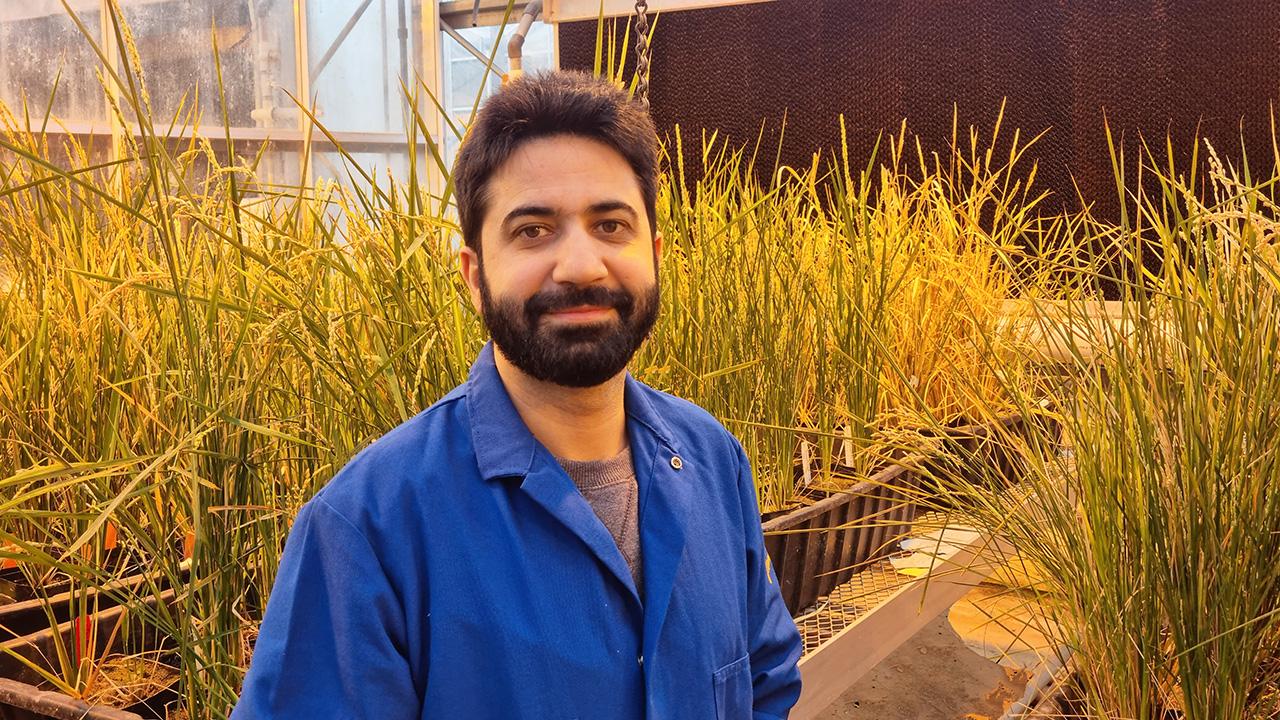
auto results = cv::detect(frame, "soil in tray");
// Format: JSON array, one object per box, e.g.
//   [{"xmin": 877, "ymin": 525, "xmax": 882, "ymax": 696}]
[
  {"xmin": 81, "ymin": 653, "xmax": 180, "ymax": 719},
  {"xmin": 818, "ymin": 614, "xmax": 1030, "ymax": 719}
]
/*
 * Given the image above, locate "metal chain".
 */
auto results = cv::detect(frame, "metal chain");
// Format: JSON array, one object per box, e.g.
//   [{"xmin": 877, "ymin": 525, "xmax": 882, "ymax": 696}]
[{"xmin": 633, "ymin": 0, "xmax": 650, "ymax": 109}]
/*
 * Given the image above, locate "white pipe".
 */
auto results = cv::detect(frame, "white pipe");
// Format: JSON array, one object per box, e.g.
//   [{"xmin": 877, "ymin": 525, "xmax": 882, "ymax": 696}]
[{"xmin": 507, "ymin": 0, "xmax": 543, "ymax": 79}]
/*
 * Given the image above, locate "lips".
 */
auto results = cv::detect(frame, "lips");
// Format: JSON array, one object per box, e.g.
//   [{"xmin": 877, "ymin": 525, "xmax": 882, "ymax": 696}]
[
  {"xmin": 525, "ymin": 286, "xmax": 633, "ymax": 327},
  {"xmin": 545, "ymin": 305, "xmax": 614, "ymax": 321}
]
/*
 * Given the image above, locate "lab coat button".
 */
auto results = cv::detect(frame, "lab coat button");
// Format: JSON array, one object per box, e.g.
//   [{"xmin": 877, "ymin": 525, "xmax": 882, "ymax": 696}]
[
  {"xmin": 637, "ymin": 654, "xmax": 644, "ymax": 666},
  {"xmin": 670, "ymin": 456, "xmax": 683, "ymax": 470}
]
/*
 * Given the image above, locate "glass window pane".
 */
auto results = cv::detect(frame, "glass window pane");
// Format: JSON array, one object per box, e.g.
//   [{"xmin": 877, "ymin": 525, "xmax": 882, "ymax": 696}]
[
  {"xmin": 0, "ymin": 2, "xmax": 106, "ymax": 126},
  {"xmin": 440, "ymin": 20, "xmax": 553, "ymax": 166},
  {"xmin": 324, "ymin": 149, "xmax": 409, "ymax": 184},
  {"xmin": 448, "ymin": 58, "xmax": 487, "ymax": 112},
  {"xmin": 118, "ymin": 0, "xmax": 299, "ymax": 130},
  {"xmin": 249, "ymin": 143, "xmax": 306, "ymax": 191},
  {"xmin": 306, "ymin": 0, "xmax": 415, "ymax": 134}
]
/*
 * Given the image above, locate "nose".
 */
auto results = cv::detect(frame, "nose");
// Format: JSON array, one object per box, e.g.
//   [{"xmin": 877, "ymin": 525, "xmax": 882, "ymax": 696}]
[{"xmin": 550, "ymin": 222, "xmax": 609, "ymax": 286}]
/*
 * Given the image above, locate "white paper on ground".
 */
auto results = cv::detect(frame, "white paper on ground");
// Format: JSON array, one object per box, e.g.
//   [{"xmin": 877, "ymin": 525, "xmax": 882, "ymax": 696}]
[{"xmin": 890, "ymin": 525, "xmax": 983, "ymax": 577}]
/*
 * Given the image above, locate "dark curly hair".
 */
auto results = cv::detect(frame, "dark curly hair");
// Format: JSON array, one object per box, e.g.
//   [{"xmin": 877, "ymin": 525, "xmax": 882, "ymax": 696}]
[{"xmin": 451, "ymin": 70, "xmax": 659, "ymax": 254}]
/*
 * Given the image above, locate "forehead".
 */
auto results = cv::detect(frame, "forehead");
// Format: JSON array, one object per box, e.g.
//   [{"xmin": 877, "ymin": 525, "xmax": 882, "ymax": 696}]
[{"xmin": 483, "ymin": 134, "xmax": 643, "ymax": 218}]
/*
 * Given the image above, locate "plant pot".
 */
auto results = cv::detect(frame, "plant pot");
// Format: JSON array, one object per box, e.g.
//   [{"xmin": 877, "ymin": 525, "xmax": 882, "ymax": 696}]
[
  {"xmin": 0, "ymin": 572, "xmax": 160, "ymax": 645},
  {"xmin": 762, "ymin": 461, "xmax": 923, "ymax": 615},
  {"xmin": 0, "ymin": 571, "xmax": 32, "ymax": 607},
  {"xmin": 918, "ymin": 411, "xmax": 1063, "ymax": 507},
  {"xmin": 0, "ymin": 591, "xmax": 178, "ymax": 720},
  {"xmin": 762, "ymin": 412, "xmax": 1056, "ymax": 616},
  {"xmin": 0, "ymin": 678, "xmax": 146, "ymax": 720},
  {"xmin": 947, "ymin": 413, "xmax": 1048, "ymax": 485}
]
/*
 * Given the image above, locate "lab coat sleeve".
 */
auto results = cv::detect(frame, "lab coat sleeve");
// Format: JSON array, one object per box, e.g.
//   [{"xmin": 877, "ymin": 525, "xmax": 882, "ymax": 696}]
[
  {"xmin": 231, "ymin": 496, "xmax": 420, "ymax": 720},
  {"xmin": 733, "ymin": 438, "xmax": 804, "ymax": 719}
]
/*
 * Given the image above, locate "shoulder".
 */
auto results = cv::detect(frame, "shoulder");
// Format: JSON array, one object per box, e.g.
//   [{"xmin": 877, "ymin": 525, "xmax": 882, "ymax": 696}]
[
  {"xmin": 631, "ymin": 383, "xmax": 761, "ymax": 530},
  {"xmin": 308, "ymin": 385, "xmax": 473, "ymax": 527},
  {"xmin": 630, "ymin": 383, "xmax": 746, "ymax": 464}
]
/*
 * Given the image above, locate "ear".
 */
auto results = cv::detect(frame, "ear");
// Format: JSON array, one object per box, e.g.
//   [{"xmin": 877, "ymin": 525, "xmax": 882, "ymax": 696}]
[
  {"xmin": 459, "ymin": 244, "xmax": 484, "ymax": 315},
  {"xmin": 652, "ymin": 230, "xmax": 664, "ymax": 270}
]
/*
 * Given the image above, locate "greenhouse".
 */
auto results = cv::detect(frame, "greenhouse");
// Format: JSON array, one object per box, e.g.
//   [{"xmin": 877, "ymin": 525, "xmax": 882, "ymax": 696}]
[{"xmin": 1, "ymin": 1, "xmax": 1278, "ymax": 719}]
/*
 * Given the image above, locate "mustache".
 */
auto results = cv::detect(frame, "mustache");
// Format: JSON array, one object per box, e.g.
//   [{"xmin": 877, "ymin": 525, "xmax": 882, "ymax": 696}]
[{"xmin": 525, "ymin": 285, "xmax": 635, "ymax": 320}]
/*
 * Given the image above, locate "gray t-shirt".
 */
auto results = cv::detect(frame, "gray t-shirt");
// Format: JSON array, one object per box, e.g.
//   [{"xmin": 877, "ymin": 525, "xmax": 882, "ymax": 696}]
[{"xmin": 556, "ymin": 446, "xmax": 644, "ymax": 596}]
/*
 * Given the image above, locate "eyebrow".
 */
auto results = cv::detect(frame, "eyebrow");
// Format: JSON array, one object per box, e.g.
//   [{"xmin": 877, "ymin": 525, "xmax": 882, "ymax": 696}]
[
  {"xmin": 501, "ymin": 205, "xmax": 555, "ymax": 229},
  {"xmin": 587, "ymin": 201, "xmax": 639, "ymax": 221},
  {"xmin": 499, "ymin": 200, "xmax": 639, "ymax": 230}
]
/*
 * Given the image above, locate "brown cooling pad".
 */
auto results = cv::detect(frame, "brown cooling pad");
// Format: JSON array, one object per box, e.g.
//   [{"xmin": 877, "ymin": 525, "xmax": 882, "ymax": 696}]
[{"xmin": 559, "ymin": 0, "xmax": 1280, "ymax": 224}]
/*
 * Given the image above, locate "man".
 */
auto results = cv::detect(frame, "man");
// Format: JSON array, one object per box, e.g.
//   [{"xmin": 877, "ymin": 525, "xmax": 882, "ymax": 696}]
[{"xmin": 232, "ymin": 70, "xmax": 802, "ymax": 720}]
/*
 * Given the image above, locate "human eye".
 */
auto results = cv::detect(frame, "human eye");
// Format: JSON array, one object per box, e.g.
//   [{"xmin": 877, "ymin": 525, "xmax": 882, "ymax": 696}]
[
  {"xmin": 597, "ymin": 219, "xmax": 629, "ymax": 236},
  {"xmin": 514, "ymin": 225, "xmax": 551, "ymax": 241}
]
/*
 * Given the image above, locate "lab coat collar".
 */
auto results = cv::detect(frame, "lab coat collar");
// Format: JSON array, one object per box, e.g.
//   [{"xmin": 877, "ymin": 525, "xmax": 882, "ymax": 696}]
[
  {"xmin": 465, "ymin": 342, "xmax": 539, "ymax": 482},
  {"xmin": 464, "ymin": 341, "xmax": 681, "ymax": 482},
  {"xmin": 463, "ymin": 341, "xmax": 691, "ymax": 625}
]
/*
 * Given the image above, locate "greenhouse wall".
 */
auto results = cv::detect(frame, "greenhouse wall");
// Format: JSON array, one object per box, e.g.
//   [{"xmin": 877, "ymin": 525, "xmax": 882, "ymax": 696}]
[{"xmin": 559, "ymin": 0, "xmax": 1280, "ymax": 220}]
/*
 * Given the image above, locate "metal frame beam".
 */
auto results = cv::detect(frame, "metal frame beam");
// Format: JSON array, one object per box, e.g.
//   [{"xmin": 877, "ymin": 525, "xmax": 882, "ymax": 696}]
[
  {"xmin": 0, "ymin": 0, "xmax": 166, "ymax": 23},
  {"xmin": 35, "ymin": 122, "xmax": 431, "ymax": 153},
  {"xmin": 415, "ymin": 0, "xmax": 446, "ymax": 198},
  {"xmin": 309, "ymin": 0, "xmax": 377, "ymax": 81},
  {"xmin": 440, "ymin": 18, "xmax": 499, "ymax": 66},
  {"xmin": 546, "ymin": 0, "xmax": 774, "ymax": 22},
  {"xmin": 442, "ymin": 0, "xmax": 774, "ymax": 26},
  {"xmin": 439, "ymin": 0, "xmax": 520, "ymax": 28}
]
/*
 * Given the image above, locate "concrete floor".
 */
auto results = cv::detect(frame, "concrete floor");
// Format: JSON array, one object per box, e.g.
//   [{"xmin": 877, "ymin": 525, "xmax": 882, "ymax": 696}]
[{"xmin": 815, "ymin": 613, "xmax": 1029, "ymax": 720}]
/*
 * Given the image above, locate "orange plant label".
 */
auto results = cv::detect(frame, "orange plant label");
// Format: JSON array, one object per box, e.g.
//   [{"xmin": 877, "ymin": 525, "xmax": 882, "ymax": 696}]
[
  {"xmin": 0, "ymin": 543, "xmax": 17, "ymax": 570},
  {"xmin": 73, "ymin": 614, "xmax": 97, "ymax": 663}
]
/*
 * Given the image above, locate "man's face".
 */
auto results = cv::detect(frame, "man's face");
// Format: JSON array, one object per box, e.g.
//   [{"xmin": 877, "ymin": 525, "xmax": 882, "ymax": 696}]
[{"xmin": 459, "ymin": 134, "xmax": 662, "ymax": 388}]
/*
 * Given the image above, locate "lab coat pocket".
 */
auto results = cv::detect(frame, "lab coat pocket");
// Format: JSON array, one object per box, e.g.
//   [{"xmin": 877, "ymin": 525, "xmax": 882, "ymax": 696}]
[{"xmin": 712, "ymin": 654, "xmax": 751, "ymax": 720}]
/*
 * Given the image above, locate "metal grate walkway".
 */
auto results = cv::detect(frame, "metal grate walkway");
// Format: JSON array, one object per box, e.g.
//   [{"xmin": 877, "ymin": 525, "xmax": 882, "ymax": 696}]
[{"xmin": 795, "ymin": 559, "xmax": 906, "ymax": 655}]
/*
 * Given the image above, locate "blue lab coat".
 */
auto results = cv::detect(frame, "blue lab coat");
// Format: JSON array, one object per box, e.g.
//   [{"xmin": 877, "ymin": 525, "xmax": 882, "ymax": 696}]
[{"xmin": 232, "ymin": 342, "xmax": 803, "ymax": 719}]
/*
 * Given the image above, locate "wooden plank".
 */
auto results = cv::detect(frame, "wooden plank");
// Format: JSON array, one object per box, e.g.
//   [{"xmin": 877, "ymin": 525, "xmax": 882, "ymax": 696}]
[
  {"xmin": 776, "ymin": 526, "xmax": 806, "ymax": 613},
  {"xmin": 852, "ymin": 495, "xmax": 878, "ymax": 568},
  {"xmin": 834, "ymin": 498, "xmax": 858, "ymax": 586},
  {"xmin": 796, "ymin": 518, "xmax": 821, "ymax": 611},
  {"xmin": 815, "ymin": 503, "xmax": 847, "ymax": 597},
  {"xmin": 761, "ymin": 463, "xmax": 910, "ymax": 532}
]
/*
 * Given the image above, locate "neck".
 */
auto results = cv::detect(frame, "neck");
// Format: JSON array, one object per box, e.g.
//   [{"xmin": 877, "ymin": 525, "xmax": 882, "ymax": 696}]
[{"xmin": 493, "ymin": 347, "xmax": 629, "ymax": 461}]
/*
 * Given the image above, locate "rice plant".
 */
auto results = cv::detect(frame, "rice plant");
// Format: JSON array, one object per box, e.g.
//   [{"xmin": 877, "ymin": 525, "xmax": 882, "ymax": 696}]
[
  {"xmin": 918, "ymin": 128, "xmax": 1280, "ymax": 718},
  {"xmin": 0, "ymin": 3, "xmax": 1105, "ymax": 717}
]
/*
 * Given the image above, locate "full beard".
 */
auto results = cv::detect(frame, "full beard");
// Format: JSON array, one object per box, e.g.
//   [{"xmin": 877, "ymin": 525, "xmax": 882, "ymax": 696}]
[{"xmin": 478, "ymin": 274, "xmax": 660, "ymax": 388}]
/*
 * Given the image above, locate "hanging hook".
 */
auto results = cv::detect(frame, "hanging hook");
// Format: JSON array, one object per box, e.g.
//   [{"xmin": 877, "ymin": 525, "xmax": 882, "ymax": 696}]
[{"xmin": 633, "ymin": 0, "xmax": 650, "ymax": 109}]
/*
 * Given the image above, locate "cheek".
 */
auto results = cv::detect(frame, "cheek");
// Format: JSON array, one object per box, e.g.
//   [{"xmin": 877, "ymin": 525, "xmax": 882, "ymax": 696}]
[
  {"xmin": 614, "ymin": 246, "xmax": 659, "ymax": 285},
  {"xmin": 485, "ymin": 255, "xmax": 554, "ymax": 300}
]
